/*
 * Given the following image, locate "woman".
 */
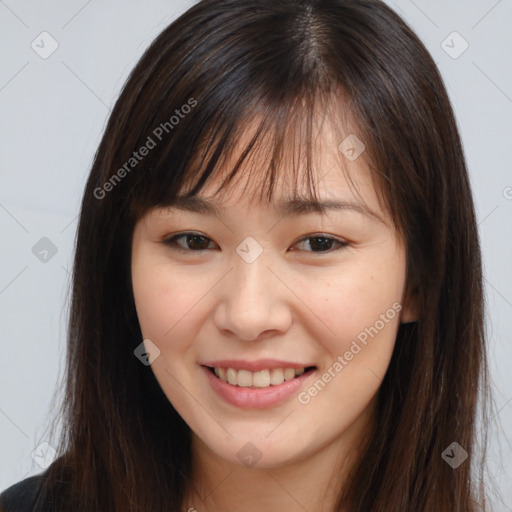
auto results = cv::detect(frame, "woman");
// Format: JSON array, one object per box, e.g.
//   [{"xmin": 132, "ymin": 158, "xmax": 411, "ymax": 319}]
[{"xmin": 0, "ymin": 0, "xmax": 489, "ymax": 510}]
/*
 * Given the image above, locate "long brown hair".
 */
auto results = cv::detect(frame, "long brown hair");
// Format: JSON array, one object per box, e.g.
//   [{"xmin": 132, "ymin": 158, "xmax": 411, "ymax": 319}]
[{"xmin": 38, "ymin": 0, "xmax": 489, "ymax": 510}]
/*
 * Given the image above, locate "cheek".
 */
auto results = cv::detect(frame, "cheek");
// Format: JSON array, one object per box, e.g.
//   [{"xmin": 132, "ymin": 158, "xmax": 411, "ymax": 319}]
[
  {"xmin": 131, "ymin": 260, "xmax": 203, "ymax": 351},
  {"xmin": 294, "ymin": 261, "xmax": 404, "ymax": 421},
  {"xmin": 306, "ymin": 249, "xmax": 406, "ymax": 363}
]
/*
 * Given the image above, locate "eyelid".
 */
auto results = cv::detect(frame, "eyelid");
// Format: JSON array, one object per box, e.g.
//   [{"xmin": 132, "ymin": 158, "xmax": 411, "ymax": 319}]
[
  {"xmin": 291, "ymin": 234, "xmax": 349, "ymax": 254},
  {"xmin": 162, "ymin": 231, "xmax": 218, "ymax": 252},
  {"xmin": 161, "ymin": 231, "xmax": 350, "ymax": 254}
]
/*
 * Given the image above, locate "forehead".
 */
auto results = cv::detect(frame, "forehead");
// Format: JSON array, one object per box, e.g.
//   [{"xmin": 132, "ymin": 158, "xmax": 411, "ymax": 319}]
[
  {"xmin": 186, "ymin": 111, "xmax": 371, "ymax": 191},
  {"xmin": 153, "ymin": 132, "xmax": 390, "ymax": 233},
  {"xmin": 178, "ymin": 117, "xmax": 383, "ymax": 219}
]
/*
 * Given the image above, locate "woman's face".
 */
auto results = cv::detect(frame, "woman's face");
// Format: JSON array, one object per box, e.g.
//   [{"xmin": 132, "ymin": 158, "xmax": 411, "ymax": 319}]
[{"xmin": 131, "ymin": 121, "xmax": 416, "ymax": 471}]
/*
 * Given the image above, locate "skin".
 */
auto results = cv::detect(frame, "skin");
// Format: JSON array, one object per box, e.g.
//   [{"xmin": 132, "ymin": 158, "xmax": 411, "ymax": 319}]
[{"xmin": 131, "ymin": 120, "xmax": 417, "ymax": 512}]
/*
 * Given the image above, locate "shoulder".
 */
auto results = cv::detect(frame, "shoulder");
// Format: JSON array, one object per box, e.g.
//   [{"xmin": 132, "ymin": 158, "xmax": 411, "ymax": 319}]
[
  {"xmin": 0, "ymin": 455, "xmax": 76, "ymax": 512},
  {"xmin": 0, "ymin": 473, "xmax": 45, "ymax": 512}
]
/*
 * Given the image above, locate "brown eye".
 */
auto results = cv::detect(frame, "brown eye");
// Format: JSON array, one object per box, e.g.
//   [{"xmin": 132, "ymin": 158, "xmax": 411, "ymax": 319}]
[
  {"xmin": 162, "ymin": 232, "xmax": 216, "ymax": 252},
  {"xmin": 290, "ymin": 235, "xmax": 348, "ymax": 254},
  {"xmin": 161, "ymin": 232, "xmax": 348, "ymax": 255}
]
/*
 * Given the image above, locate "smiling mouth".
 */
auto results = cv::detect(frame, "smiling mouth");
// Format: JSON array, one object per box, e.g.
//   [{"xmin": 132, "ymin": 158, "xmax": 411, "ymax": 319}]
[{"xmin": 205, "ymin": 365, "xmax": 317, "ymax": 388}]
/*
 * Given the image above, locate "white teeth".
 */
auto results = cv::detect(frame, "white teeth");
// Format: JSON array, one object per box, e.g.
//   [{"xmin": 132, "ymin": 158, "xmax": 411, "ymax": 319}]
[
  {"xmin": 226, "ymin": 368, "xmax": 237, "ymax": 386},
  {"xmin": 270, "ymin": 368, "xmax": 284, "ymax": 385},
  {"xmin": 237, "ymin": 369, "xmax": 253, "ymax": 387},
  {"xmin": 253, "ymin": 370, "xmax": 271, "ymax": 388},
  {"xmin": 284, "ymin": 368, "xmax": 296, "ymax": 381},
  {"xmin": 212, "ymin": 366, "xmax": 309, "ymax": 387}
]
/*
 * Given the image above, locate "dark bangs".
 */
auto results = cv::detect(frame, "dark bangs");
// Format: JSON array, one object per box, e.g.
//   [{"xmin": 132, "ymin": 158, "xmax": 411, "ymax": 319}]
[{"xmin": 95, "ymin": 0, "xmax": 391, "ymax": 230}]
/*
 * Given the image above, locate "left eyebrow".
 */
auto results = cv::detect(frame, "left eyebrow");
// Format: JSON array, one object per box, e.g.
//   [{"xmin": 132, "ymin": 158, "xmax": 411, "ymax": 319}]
[
  {"xmin": 276, "ymin": 197, "xmax": 385, "ymax": 223},
  {"xmin": 164, "ymin": 195, "xmax": 386, "ymax": 224}
]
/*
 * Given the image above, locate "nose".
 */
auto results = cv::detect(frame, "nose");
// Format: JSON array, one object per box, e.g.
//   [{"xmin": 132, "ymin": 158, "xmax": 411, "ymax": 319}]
[{"xmin": 213, "ymin": 248, "xmax": 293, "ymax": 342}]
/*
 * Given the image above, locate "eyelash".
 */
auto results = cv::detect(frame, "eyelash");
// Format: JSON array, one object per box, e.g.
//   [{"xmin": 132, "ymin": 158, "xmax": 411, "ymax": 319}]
[{"xmin": 161, "ymin": 232, "xmax": 349, "ymax": 255}]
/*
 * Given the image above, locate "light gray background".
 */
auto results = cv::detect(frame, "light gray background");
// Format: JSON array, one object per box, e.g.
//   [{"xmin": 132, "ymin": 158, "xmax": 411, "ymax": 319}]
[{"xmin": 0, "ymin": 0, "xmax": 511, "ymax": 508}]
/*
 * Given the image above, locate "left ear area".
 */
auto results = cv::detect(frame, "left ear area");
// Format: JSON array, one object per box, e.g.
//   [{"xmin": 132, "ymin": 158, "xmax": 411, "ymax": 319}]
[{"xmin": 399, "ymin": 284, "xmax": 419, "ymax": 324}]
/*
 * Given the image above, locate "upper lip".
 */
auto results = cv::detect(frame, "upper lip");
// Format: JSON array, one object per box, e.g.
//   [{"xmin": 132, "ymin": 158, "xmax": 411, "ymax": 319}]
[{"xmin": 201, "ymin": 359, "xmax": 315, "ymax": 372}]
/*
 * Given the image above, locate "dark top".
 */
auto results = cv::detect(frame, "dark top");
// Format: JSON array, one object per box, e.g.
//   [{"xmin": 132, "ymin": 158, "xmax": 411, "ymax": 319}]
[{"xmin": 0, "ymin": 474, "xmax": 46, "ymax": 512}]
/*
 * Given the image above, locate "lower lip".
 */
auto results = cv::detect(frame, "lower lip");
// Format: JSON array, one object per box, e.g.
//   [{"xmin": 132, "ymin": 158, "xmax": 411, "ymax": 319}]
[{"xmin": 201, "ymin": 366, "xmax": 316, "ymax": 409}]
